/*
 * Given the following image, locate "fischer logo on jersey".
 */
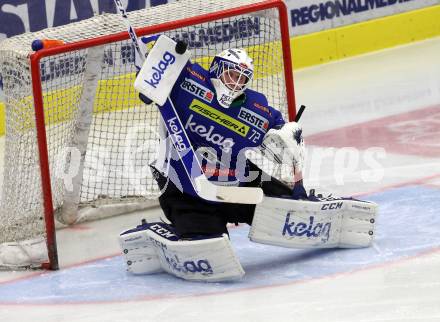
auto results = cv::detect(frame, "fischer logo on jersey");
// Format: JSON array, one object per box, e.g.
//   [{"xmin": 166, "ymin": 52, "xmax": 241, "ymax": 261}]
[
  {"xmin": 238, "ymin": 107, "xmax": 269, "ymax": 133},
  {"xmin": 185, "ymin": 114, "xmax": 235, "ymax": 153},
  {"xmin": 144, "ymin": 51, "xmax": 176, "ymax": 88},
  {"xmin": 180, "ymin": 78, "xmax": 214, "ymax": 103},
  {"xmin": 189, "ymin": 99, "xmax": 249, "ymax": 137}
]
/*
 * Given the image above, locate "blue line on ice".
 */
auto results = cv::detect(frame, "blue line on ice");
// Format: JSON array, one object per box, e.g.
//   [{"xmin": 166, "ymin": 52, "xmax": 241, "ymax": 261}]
[{"xmin": 0, "ymin": 185, "xmax": 438, "ymax": 304}]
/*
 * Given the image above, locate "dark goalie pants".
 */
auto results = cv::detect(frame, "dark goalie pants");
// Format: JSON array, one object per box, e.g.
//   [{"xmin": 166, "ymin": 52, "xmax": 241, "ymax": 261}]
[{"xmin": 151, "ymin": 162, "xmax": 294, "ymax": 238}]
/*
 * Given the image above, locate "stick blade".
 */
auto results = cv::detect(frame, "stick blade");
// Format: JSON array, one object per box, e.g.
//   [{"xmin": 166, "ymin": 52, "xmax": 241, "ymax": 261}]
[
  {"xmin": 194, "ymin": 176, "xmax": 263, "ymax": 204},
  {"xmin": 216, "ymin": 186, "xmax": 264, "ymax": 204}
]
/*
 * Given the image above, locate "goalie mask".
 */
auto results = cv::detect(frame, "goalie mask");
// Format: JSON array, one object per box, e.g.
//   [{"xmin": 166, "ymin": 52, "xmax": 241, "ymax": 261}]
[{"xmin": 209, "ymin": 49, "xmax": 254, "ymax": 108}]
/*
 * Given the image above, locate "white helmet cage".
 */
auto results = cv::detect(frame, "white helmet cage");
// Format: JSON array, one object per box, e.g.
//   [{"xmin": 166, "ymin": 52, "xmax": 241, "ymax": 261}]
[{"xmin": 209, "ymin": 48, "xmax": 254, "ymax": 108}]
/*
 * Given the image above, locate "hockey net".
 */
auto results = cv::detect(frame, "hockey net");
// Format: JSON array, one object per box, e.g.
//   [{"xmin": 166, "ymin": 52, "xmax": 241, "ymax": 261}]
[{"xmin": 0, "ymin": 0, "xmax": 295, "ymax": 269}]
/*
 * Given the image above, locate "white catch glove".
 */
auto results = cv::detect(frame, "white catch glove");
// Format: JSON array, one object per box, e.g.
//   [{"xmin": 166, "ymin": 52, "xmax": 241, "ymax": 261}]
[{"xmin": 260, "ymin": 122, "xmax": 305, "ymax": 172}]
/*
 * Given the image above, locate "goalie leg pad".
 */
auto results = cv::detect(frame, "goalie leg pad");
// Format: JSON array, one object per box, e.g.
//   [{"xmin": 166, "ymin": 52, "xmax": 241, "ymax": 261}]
[
  {"xmin": 119, "ymin": 222, "xmax": 163, "ymax": 275},
  {"xmin": 339, "ymin": 200, "xmax": 378, "ymax": 248},
  {"xmin": 147, "ymin": 222, "xmax": 245, "ymax": 282},
  {"xmin": 0, "ymin": 237, "xmax": 48, "ymax": 269},
  {"xmin": 249, "ymin": 196, "xmax": 377, "ymax": 249}
]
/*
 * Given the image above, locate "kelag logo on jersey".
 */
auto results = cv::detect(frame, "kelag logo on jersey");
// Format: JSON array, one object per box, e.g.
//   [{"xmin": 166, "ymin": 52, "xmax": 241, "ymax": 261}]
[
  {"xmin": 166, "ymin": 116, "xmax": 187, "ymax": 152},
  {"xmin": 185, "ymin": 114, "xmax": 235, "ymax": 153},
  {"xmin": 238, "ymin": 107, "xmax": 269, "ymax": 133},
  {"xmin": 189, "ymin": 99, "xmax": 249, "ymax": 137},
  {"xmin": 180, "ymin": 78, "xmax": 214, "ymax": 103}
]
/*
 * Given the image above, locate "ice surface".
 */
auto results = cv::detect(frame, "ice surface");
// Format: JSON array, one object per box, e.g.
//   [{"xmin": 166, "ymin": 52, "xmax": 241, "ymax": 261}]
[{"xmin": 0, "ymin": 37, "xmax": 439, "ymax": 322}]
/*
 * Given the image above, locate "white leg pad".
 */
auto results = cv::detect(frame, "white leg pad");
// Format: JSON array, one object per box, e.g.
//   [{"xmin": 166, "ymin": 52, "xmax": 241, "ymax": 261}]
[
  {"xmin": 339, "ymin": 201, "xmax": 378, "ymax": 248},
  {"xmin": 147, "ymin": 228, "xmax": 244, "ymax": 282},
  {"xmin": 249, "ymin": 196, "xmax": 378, "ymax": 249},
  {"xmin": 119, "ymin": 224, "xmax": 163, "ymax": 275},
  {"xmin": 0, "ymin": 237, "xmax": 48, "ymax": 269}
]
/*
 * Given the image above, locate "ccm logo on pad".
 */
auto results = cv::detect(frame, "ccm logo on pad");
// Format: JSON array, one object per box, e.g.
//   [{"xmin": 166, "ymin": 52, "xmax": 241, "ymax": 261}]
[
  {"xmin": 144, "ymin": 51, "xmax": 176, "ymax": 88},
  {"xmin": 321, "ymin": 202, "xmax": 343, "ymax": 210}
]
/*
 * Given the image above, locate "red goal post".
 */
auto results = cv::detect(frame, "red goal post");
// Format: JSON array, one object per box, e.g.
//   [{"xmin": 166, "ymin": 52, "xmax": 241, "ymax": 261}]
[{"xmin": 0, "ymin": 0, "xmax": 296, "ymax": 270}]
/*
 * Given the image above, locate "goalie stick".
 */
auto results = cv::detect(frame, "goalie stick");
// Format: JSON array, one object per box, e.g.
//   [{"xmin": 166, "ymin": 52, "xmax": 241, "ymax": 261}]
[
  {"xmin": 113, "ymin": 0, "xmax": 146, "ymax": 71},
  {"xmin": 113, "ymin": 0, "xmax": 263, "ymax": 204},
  {"xmin": 295, "ymin": 105, "xmax": 306, "ymax": 122}
]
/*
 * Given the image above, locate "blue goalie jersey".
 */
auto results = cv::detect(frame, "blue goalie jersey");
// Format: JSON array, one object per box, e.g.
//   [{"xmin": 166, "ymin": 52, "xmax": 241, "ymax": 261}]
[{"xmin": 159, "ymin": 62, "xmax": 285, "ymax": 197}]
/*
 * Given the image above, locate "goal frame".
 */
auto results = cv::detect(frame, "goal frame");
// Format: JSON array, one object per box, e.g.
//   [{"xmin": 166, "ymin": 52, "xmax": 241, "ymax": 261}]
[{"xmin": 28, "ymin": 0, "xmax": 297, "ymax": 270}]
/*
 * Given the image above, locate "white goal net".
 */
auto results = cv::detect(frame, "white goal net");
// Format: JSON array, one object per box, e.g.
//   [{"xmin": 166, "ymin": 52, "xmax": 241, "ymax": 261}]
[{"xmin": 0, "ymin": 0, "xmax": 295, "ymax": 269}]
